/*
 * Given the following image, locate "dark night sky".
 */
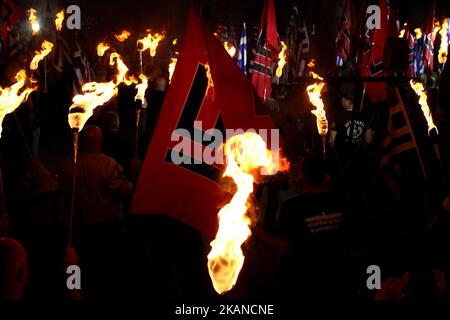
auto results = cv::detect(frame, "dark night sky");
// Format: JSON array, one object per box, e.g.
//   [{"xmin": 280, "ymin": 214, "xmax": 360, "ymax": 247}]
[
  {"xmin": 21, "ymin": 0, "xmax": 450, "ymax": 74},
  {"xmin": 24, "ymin": 0, "xmax": 450, "ymax": 40}
]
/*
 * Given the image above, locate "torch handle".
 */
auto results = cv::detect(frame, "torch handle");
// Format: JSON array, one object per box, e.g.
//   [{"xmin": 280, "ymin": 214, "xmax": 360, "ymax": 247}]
[
  {"xmin": 321, "ymin": 134, "xmax": 327, "ymax": 160},
  {"xmin": 67, "ymin": 130, "xmax": 79, "ymax": 248},
  {"xmin": 135, "ymin": 108, "xmax": 141, "ymax": 158}
]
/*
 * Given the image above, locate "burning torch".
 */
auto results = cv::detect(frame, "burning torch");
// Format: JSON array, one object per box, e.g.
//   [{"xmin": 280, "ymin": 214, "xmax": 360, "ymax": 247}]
[{"xmin": 306, "ymin": 61, "xmax": 328, "ymax": 158}]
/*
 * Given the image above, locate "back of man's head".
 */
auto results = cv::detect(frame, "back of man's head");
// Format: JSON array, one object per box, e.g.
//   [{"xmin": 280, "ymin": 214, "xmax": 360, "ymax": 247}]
[
  {"xmin": 154, "ymin": 76, "xmax": 167, "ymax": 92},
  {"xmin": 79, "ymin": 125, "xmax": 103, "ymax": 153},
  {"xmin": 300, "ymin": 154, "xmax": 327, "ymax": 187}
]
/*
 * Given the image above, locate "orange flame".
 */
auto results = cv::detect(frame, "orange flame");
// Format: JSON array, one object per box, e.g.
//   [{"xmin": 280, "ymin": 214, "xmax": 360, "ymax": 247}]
[
  {"xmin": 109, "ymin": 52, "xmax": 137, "ymax": 86},
  {"xmin": 276, "ymin": 41, "xmax": 287, "ymax": 78},
  {"xmin": 224, "ymin": 41, "xmax": 236, "ymax": 58},
  {"xmin": 414, "ymin": 28, "xmax": 423, "ymax": 40},
  {"xmin": 96, "ymin": 42, "xmax": 110, "ymax": 57},
  {"xmin": 207, "ymin": 132, "xmax": 288, "ymax": 294},
  {"xmin": 172, "ymin": 38, "xmax": 178, "ymax": 46},
  {"xmin": 137, "ymin": 31, "xmax": 165, "ymax": 57},
  {"xmin": 68, "ymin": 53, "xmax": 135, "ymax": 131},
  {"xmin": 410, "ymin": 80, "xmax": 438, "ymax": 135},
  {"xmin": 28, "ymin": 8, "xmax": 40, "ymax": 35},
  {"xmin": 115, "ymin": 30, "xmax": 131, "ymax": 42},
  {"xmin": 399, "ymin": 23, "xmax": 408, "ymax": 38},
  {"xmin": 69, "ymin": 82, "xmax": 118, "ymax": 131},
  {"xmin": 433, "ymin": 21, "xmax": 441, "ymax": 40},
  {"xmin": 134, "ymin": 74, "xmax": 148, "ymax": 108},
  {"xmin": 0, "ymin": 70, "xmax": 36, "ymax": 137},
  {"xmin": 306, "ymin": 61, "xmax": 328, "ymax": 136},
  {"xmin": 168, "ymin": 55, "xmax": 178, "ymax": 83},
  {"xmin": 438, "ymin": 18, "xmax": 448, "ymax": 65},
  {"xmin": 30, "ymin": 41, "xmax": 54, "ymax": 71},
  {"xmin": 55, "ymin": 10, "xmax": 64, "ymax": 31}
]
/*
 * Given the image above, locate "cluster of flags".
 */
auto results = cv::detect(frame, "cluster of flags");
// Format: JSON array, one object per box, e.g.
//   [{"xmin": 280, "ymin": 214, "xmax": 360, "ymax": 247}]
[{"xmin": 0, "ymin": 0, "xmax": 94, "ymax": 97}]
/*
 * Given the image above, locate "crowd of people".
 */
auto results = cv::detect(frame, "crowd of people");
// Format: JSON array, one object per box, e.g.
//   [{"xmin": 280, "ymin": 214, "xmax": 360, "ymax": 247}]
[{"xmin": 0, "ymin": 43, "xmax": 449, "ymax": 303}]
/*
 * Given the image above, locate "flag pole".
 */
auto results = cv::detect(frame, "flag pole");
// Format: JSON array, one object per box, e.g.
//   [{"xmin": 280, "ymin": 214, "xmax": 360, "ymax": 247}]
[
  {"xmin": 67, "ymin": 129, "xmax": 79, "ymax": 248},
  {"xmin": 134, "ymin": 100, "xmax": 143, "ymax": 159}
]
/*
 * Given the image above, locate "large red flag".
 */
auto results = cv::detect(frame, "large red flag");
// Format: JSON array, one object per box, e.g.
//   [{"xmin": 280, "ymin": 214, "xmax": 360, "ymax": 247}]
[
  {"xmin": 251, "ymin": 0, "xmax": 278, "ymax": 101},
  {"xmin": 132, "ymin": 5, "xmax": 275, "ymax": 237},
  {"xmin": 360, "ymin": 0, "xmax": 389, "ymax": 104}
]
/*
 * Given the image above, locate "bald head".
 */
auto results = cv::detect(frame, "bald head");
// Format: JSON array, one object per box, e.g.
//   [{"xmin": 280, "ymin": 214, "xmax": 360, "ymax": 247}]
[
  {"xmin": 154, "ymin": 76, "xmax": 167, "ymax": 92},
  {"xmin": 79, "ymin": 125, "xmax": 103, "ymax": 153}
]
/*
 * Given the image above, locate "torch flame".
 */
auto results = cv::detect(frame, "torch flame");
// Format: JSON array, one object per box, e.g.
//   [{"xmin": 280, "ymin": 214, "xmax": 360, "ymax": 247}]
[
  {"xmin": 30, "ymin": 41, "xmax": 54, "ymax": 71},
  {"xmin": 168, "ymin": 56, "xmax": 178, "ymax": 83},
  {"xmin": 207, "ymin": 132, "xmax": 288, "ymax": 294},
  {"xmin": 114, "ymin": 30, "xmax": 131, "ymax": 42},
  {"xmin": 28, "ymin": 8, "xmax": 40, "ymax": 35},
  {"xmin": 134, "ymin": 74, "xmax": 148, "ymax": 108},
  {"xmin": 414, "ymin": 28, "xmax": 423, "ymax": 40},
  {"xmin": 410, "ymin": 80, "xmax": 438, "ymax": 135},
  {"xmin": 109, "ymin": 52, "xmax": 137, "ymax": 86},
  {"xmin": 399, "ymin": 23, "xmax": 408, "ymax": 38},
  {"xmin": 438, "ymin": 18, "xmax": 448, "ymax": 65},
  {"xmin": 55, "ymin": 10, "xmax": 64, "ymax": 31},
  {"xmin": 433, "ymin": 21, "xmax": 441, "ymax": 40},
  {"xmin": 275, "ymin": 41, "xmax": 287, "ymax": 78},
  {"xmin": 137, "ymin": 31, "xmax": 165, "ymax": 57},
  {"xmin": 97, "ymin": 42, "xmax": 110, "ymax": 57},
  {"xmin": 224, "ymin": 42, "xmax": 236, "ymax": 58},
  {"xmin": 172, "ymin": 38, "xmax": 178, "ymax": 46},
  {"xmin": 0, "ymin": 70, "xmax": 36, "ymax": 137},
  {"xmin": 306, "ymin": 61, "xmax": 328, "ymax": 136},
  {"xmin": 68, "ymin": 52, "xmax": 135, "ymax": 131}
]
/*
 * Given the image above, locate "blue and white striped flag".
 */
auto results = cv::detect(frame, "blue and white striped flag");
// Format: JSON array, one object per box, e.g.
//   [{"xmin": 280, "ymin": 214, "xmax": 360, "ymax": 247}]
[{"xmin": 237, "ymin": 22, "xmax": 247, "ymax": 75}]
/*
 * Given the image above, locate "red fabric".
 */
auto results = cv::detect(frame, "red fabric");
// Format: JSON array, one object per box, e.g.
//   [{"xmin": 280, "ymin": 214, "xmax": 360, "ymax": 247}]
[
  {"xmin": 336, "ymin": 0, "xmax": 355, "ymax": 62},
  {"xmin": 251, "ymin": 0, "xmax": 278, "ymax": 101},
  {"xmin": 1, "ymin": 0, "xmax": 24, "ymax": 43},
  {"xmin": 401, "ymin": 28, "xmax": 415, "ymax": 77},
  {"xmin": 360, "ymin": 0, "xmax": 389, "ymax": 104},
  {"xmin": 423, "ymin": 1, "xmax": 436, "ymax": 73},
  {"xmin": 132, "ymin": 5, "xmax": 275, "ymax": 237}
]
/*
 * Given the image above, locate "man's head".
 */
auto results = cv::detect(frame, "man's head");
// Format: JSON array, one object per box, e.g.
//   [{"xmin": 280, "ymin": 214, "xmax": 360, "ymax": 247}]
[
  {"xmin": 299, "ymin": 154, "xmax": 327, "ymax": 188},
  {"xmin": 79, "ymin": 125, "xmax": 103, "ymax": 153},
  {"xmin": 154, "ymin": 76, "xmax": 167, "ymax": 92}
]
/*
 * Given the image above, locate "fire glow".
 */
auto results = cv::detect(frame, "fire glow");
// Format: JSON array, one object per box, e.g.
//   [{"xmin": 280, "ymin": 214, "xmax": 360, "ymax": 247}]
[
  {"xmin": 28, "ymin": 8, "xmax": 40, "ymax": 35},
  {"xmin": 275, "ymin": 41, "xmax": 287, "ymax": 78},
  {"xmin": 55, "ymin": 10, "xmax": 64, "ymax": 31},
  {"xmin": 96, "ymin": 42, "xmax": 110, "ymax": 57},
  {"xmin": 207, "ymin": 132, "xmax": 288, "ymax": 295},
  {"xmin": 399, "ymin": 23, "xmax": 408, "ymax": 38},
  {"xmin": 438, "ymin": 18, "xmax": 448, "ymax": 65},
  {"xmin": 168, "ymin": 56, "xmax": 178, "ymax": 83},
  {"xmin": 115, "ymin": 30, "xmax": 131, "ymax": 42},
  {"xmin": 0, "ymin": 70, "xmax": 36, "ymax": 137},
  {"xmin": 109, "ymin": 52, "xmax": 137, "ymax": 86},
  {"xmin": 414, "ymin": 28, "xmax": 423, "ymax": 40},
  {"xmin": 134, "ymin": 74, "xmax": 149, "ymax": 108},
  {"xmin": 410, "ymin": 80, "xmax": 438, "ymax": 135},
  {"xmin": 224, "ymin": 42, "xmax": 236, "ymax": 58},
  {"xmin": 306, "ymin": 62, "xmax": 328, "ymax": 137},
  {"xmin": 30, "ymin": 41, "xmax": 54, "ymax": 71},
  {"xmin": 68, "ymin": 53, "xmax": 134, "ymax": 131},
  {"xmin": 137, "ymin": 31, "xmax": 165, "ymax": 57}
]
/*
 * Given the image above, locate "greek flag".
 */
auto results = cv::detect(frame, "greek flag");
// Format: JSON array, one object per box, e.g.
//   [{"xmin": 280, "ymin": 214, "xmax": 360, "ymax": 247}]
[{"xmin": 237, "ymin": 22, "xmax": 247, "ymax": 75}]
